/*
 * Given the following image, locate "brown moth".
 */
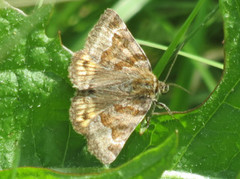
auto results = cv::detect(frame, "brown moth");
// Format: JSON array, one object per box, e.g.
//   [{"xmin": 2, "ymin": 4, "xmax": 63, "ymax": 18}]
[{"xmin": 68, "ymin": 9, "xmax": 169, "ymax": 165}]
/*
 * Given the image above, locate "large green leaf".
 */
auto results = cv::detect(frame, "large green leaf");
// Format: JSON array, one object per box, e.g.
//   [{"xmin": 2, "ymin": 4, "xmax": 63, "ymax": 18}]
[
  {"xmin": 0, "ymin": 133, "xmax": 177, "ymax": 178},
  {"xmin": 0, "ymin": 1, "xmax": 177, "ymax": 178},
  {"xmin": 157, "ymin": 0, "xmax": 240, "ymax": 178},
  {"xmin": 0, "ymin": 2, "xmax": 73, "ymax": 169},
  {"xmin": 0, "ymin": 0, "xmax": 239, "ymax": 178}
]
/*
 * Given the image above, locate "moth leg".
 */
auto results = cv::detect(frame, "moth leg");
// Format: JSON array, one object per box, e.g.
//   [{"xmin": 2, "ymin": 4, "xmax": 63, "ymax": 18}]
[
  {"xmin": 139, "ymin": 102, "xmax": 157, "ymax": 135},
  {"xmin": 139, "ymin": 115, "xmax": 152, "ymax": 135},
  {"xmin": 154, "ymin": 102, "xmax": 176, "ymax": 120}
]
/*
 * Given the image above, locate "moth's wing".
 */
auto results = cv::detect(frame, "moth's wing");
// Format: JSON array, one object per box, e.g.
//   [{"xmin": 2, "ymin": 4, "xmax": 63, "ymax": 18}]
[
  {"xmin": 68, "ymin": 50, "xmax": 130, "ymax": 90},
  {"xmin": 70, "ymin": 91, "xmax": 152, "ymax": 164},
  {"xmin": 84, "ymin": 8, "xmax": 152, "ymax": 71},
  {"xmin": 69, "ymin": 9, "xmax": 152, "ymax": 90},
  {"xmin": 69, "ymin": 90, "xmax": 117, "ymax": 134}
]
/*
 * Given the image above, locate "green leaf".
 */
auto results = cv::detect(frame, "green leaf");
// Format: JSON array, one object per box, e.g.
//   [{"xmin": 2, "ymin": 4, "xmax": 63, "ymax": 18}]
[
  {"xmin": 150, "ymin": 0, "xmax": 240, "ymax": 178},
  {"xmin": 0, "ymin": 133, "xmax": 178, "ymax": 178},
  {"xmin": 0, "ymin": 1, "xmax": 177, "ymax": 178},
  {"xmin": 0, "ymin": 2, "xmax": 73, "ymax": 169},
  {"xmin": 1, "ymin": 0, "xmax": 240, "ymax": 178}
]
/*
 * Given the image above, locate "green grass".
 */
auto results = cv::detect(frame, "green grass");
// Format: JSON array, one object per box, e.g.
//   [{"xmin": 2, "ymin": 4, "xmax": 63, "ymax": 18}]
[{"xmin": 46, "ymin": 0, "xmax": 223, "ymax": 111}]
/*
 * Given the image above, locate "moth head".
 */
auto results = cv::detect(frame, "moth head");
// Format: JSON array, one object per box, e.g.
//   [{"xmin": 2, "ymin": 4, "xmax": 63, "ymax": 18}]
[{"xmin": 158, "ymin": 81, "xmax": 169, "ymax": 94}]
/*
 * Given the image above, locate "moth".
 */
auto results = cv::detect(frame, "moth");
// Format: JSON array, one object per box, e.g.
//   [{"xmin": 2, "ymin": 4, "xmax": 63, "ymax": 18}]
[{"xmin": 68, "ymin": 9, "xmax": 170, "ymax": 165}]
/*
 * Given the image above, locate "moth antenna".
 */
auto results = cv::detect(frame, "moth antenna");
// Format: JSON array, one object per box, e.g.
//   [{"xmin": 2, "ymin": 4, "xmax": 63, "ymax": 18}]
[
  {"xmin": 163, "ymin": 53, "xmax": 177, "ymax": 83},
  {"xmin": 164, "ymin": 43, "xmax": 184, "ymax": 83},
  {"xmin": 168, "ymin": 83, "xmax": 191, "ymax": 95}
]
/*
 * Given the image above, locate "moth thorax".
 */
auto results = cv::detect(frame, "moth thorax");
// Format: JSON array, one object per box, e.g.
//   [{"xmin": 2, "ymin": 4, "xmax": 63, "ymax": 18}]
[{"xmin": 158, "ymin": 81, "xmax": 169, "ymax": 94}]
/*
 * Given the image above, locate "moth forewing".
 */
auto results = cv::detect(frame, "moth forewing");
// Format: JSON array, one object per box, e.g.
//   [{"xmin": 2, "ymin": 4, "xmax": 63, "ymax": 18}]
[{"xmin": 68, "ymin": 8, "xmax": 170, "ymax": 165}]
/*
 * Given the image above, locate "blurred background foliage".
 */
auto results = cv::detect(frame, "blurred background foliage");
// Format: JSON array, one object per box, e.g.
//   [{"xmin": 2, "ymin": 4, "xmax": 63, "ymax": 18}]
[{"xmin": 9, "ymin": 0, "xmax": 223, "ymax": 112}]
